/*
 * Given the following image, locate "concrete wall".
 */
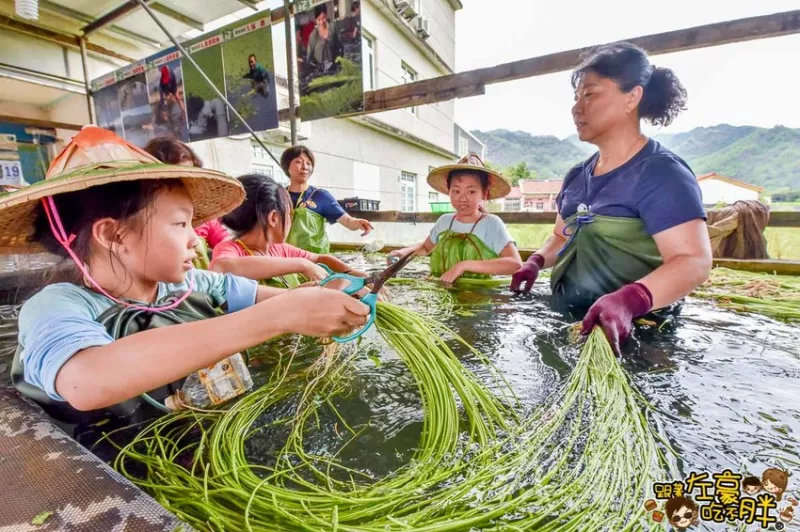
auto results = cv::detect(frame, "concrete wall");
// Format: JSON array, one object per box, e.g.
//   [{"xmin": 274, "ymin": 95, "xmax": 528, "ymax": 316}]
[{"xmin": 698, "ymin": 179, "xmax": 760, "ymax": 205}]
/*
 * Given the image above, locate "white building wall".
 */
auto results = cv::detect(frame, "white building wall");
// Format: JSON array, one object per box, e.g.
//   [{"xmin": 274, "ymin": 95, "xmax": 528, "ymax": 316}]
[
  {"xmin": 418, "ymin": 0, "xmax": 457, "ymax": 69},
  {"xmin": 698, "ymin": 179, "xmax": 760, "ymax": 205},
  {"xmin": 361, "ymin": 1, "xmax": 455, "ymax": 153}
]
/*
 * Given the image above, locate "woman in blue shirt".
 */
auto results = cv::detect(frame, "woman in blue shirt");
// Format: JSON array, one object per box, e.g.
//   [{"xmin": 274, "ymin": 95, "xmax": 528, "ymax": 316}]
[
  {"xmin": 283, "ymin": 146, "xmax": 373, "ymax": 254},
  {"xmin": 511, "ymin": 43, "xmax": 712, "ymax": 353}
]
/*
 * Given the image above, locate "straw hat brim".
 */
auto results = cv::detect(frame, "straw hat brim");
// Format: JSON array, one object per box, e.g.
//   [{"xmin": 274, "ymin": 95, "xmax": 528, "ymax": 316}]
[
  {"xmin": 0, "ymin": 162, "xmax": 244, "ymax": 253},
  {"xmin": 427, "ymin": 163, "xmax": 511, "ymax": 200}
]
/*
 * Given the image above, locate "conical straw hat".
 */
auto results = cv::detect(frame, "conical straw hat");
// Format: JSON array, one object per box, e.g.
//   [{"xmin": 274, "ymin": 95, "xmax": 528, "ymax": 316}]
[
  {"xmin": 426, "ymin": 152, "xmax": 511, "ymax": 200},
  {"xmin": 0, "ymin": 126, "xmax": 244, "ymax": 253}
]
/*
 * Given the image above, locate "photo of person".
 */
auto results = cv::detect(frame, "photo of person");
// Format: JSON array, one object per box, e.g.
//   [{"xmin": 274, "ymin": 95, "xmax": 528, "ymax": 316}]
[
  {"xmin": 182, "ymin": 42, "xmax": 230, "ymax": 141},
  {"xmin": 222, "ymin": 14, "xmax": 279, "ymax": 135},
  {"xmin": 117, "ymin": 73, "xmax": 153, "ymax": 147},
  {"xmin": 296, "ymin": 0, "xmax": 364, "ymax": 121},
  {"xmin": 145, "ymin": 57, "xmax": 188, "ymax": 142},
  {"xmin": 93, "ymin": 85, "xmax": 123, "ymax": 137}
]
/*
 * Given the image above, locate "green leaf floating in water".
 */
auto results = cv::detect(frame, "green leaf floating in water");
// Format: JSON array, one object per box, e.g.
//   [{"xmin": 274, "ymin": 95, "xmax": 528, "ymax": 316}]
[{"xmin": 31, "ymin": 511, "xmax": 53, "ymax": 526}]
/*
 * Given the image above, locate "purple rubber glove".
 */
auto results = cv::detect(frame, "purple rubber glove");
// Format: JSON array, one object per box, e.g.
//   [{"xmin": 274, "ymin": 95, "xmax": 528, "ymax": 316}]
[
  {"xmin": 510, "ymin": 254, "xmax": 545, "ymax": 293},
  {"xmin": 581, "ymin": 282, "xmax": 653, "ymax": 355}
]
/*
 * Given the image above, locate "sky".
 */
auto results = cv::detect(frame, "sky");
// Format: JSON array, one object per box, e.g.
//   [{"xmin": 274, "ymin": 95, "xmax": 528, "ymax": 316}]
[{"xmin": 453, "ymin": 0, "xmax": 800, "ymax": 138}]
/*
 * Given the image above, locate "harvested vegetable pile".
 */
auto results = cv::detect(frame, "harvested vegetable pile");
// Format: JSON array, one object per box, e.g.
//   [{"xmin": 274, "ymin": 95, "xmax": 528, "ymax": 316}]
[
  {"xmin": 110, "ymin": 297, "xmax": 670, "ymax": 531},
  {"xmin": 693, "ymin": 268, "xmax": 800, "ymax": 323}
]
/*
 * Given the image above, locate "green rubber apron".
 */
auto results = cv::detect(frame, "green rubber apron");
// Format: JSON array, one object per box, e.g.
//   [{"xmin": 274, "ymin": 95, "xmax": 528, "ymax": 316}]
[
  {"xmin": 430, "ymin": 215, "xmax": 498, "ymax": 280},
  {"xmin": 286, "ymin": 187, "xmax": 330, "ymax": 254},
  {"xmin": 550, "ymin": 213, "xmax": 663, "ymax": 311},
  {"xmin": 236, "ymin": 239, "xmax": 303, "ymax": 289},
  {"xmin": 12, "ymin": 291, "xmax": 222, "ymax": 425}
]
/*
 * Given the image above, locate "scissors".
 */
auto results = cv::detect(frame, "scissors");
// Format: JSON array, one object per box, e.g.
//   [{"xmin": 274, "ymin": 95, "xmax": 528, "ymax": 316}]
[{"xmin": 318, "ymin": 251, "xmax": 415, "ymax": 343}]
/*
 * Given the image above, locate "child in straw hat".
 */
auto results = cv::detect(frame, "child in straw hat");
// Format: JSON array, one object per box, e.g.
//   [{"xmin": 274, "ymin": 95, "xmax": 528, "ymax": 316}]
[
  {"xmin": 5, "ymin": 126, "xmax": 367, "ymax": 422},
  {"xmin": 389, "ymin": 153, "xmax": 522, "ymax": 283}
]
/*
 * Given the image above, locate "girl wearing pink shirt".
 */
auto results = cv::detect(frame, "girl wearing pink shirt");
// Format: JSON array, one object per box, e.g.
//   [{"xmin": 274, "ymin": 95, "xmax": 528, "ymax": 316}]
[{"xmin": 211, "ymin": 174, "xmax": 366, "ymax": 287}]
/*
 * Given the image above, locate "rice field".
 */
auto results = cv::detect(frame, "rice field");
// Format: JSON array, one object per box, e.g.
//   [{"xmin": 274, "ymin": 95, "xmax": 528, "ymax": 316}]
[{"xmin": 508, "ymin": 225, "xmax": 800, "ymax": 260}]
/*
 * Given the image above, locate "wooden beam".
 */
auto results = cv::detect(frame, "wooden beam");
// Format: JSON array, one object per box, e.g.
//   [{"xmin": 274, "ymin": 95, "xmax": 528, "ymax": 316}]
[
  {"xmin": 329, "ymin": 242, "xmax": 800, "ymax": 276},
  {"xmin": 82, "ymin": 1, "xmax": 147, "ymax": 35},
  {"xmin": 363, "ymin": 10, "xmax": 800, "ymax": 112},
  {"xmin": 0, "ymin": 114, "xmax": 82, "ymax": 131},
  {"xmin": 0, "ymin": 15, "xmax": 135, "ymax": 63},
  {"xmin": 343, "ymin": 209, "xmax": 800, "ymax": 227}
]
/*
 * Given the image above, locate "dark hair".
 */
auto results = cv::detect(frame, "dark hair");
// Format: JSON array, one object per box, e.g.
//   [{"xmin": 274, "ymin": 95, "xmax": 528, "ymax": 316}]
[
  {"xmin": 743, "ymin": 476, "xmax": 762, "ymax": 489},
  {"xmin": 144, "ymin": 137, "xmax": 203, "ymax": 167},
  {"xmin": 571, "ymin": 42, "xmax": 687, "ymax": 127},
  {"xmin": 314, "ymin": 4, "xmax": 328, "ymax": 17},
  {"xmin": 31, "ymin": 179, "xmax": 183, "ymax": 264},
  {"xmin": 351, "ymin": 0, "xmax": 360, "ymax": 10},
  {"xmin": 248, "ymin": 54, "xmax": 257, "ymax": 61},
  {"xmin": 186, "ymin": 95, "xmax": 205, "ymax": 123},
  {"xmin": 280, "ymin": 145, "xmax": 315, "ymax": 176},
  {"xmin": 221, "ymin": 174, "xmax": 291, "ymax": 236},
  {"xmin": 446, "ymin": 169, "xmax": 489, "ymax": 191},
  {"xmin": 665, "ymin": 496, "xmax": 698, "ymax": 523}
]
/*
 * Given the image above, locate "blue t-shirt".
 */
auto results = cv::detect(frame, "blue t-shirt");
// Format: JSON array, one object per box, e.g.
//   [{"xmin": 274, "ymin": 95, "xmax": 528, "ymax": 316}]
[
  {"xmin": 17, "ymin": 269, "xmax": 257, "ymax": 402},
  {"xmin": 556, "ymin": 139, "xmax": 706, "ymax": 235},
  {"xmin": 288, "ymin": 186, "xmax": 346, "ymax": 225}
]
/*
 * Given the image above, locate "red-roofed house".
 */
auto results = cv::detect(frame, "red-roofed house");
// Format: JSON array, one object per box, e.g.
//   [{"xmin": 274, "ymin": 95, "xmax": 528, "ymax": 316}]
[
  {"xmin": 501, "ymin": 179, "xmax": 563, "ymax": 212},
  {"xmin": 696, "ymin": 173, "xmax": 764, "ymax": 206}
]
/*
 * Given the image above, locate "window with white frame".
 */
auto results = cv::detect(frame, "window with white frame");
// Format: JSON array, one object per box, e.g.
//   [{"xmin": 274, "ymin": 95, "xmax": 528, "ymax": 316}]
[
  {"xmin": 458, "ymin": 134, "xmax": 469, "ymax": 157},
  {"xmin": 428, "ymin": 191, "xmax": 438, "ymax": 202},
  {"xmin": 362, "ymin": 33, "xmax": 376, "ymax": 91},
  {"xmin": 400, "ymin": 172, "xmax": 417, "ymax": 212},
  {"xmin": 252, "ymin": 164, "xmax": 274, "ymax": 178},
  {"xmin": 401, "ymin": 63, "xmax": 418, "ymax": 115}
]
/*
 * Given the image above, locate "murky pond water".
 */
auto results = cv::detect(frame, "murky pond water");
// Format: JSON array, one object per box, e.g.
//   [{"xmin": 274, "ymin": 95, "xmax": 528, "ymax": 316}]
[{"xmin": 2, "ymin": 252, "xmax": 800, "ymax": 530}]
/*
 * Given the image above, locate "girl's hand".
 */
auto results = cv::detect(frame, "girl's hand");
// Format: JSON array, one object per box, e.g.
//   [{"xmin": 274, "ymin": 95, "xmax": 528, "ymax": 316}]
[
  {"xmin": 302, "ymin": 259, "xmax": 328, "ymax": 282},
  {"xmin": 354, "ymin": 218, "xmax": 374, "ymax": 236},
  {"xmin": 440, "ymin": 263, "xmax": 466, "ymax": 284},
  {"xmin": 277, "ymin": 287, "xmax": 369, "ymax": 337}
]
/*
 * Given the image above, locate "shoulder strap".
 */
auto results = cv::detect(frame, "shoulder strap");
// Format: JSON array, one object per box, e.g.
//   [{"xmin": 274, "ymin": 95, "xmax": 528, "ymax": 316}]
[{"xmin": 468, "ymin": 214, "xmax": 487, "ymax": 235}]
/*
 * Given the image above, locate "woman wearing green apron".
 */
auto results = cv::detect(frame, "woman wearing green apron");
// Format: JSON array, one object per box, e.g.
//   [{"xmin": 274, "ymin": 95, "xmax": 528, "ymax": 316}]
[
  {"xmin": 282, "ymin": 146, "xmax": 373, "ymax": 254},
  {"xmin": 389, "ymin": 154, "xmax": 523, "ymax": 283},
  {"xmin": 511, "ymin": 43, "xmax": 712, "ymax": 353}
]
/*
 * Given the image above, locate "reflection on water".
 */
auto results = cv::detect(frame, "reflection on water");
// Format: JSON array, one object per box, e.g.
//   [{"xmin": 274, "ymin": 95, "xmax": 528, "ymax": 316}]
[{"xmin": 2, "ymin": 253, "xmax": 800, "ymax": 529}]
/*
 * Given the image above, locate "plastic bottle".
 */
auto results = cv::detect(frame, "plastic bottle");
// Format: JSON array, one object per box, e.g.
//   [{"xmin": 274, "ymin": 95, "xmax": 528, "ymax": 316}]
[
  {"xmin": 363, "ymin": 240, "xmax": 384, "ymax": 253},
  {"xmin": 165, "ymin": 353, "xmax": 253, "ymax": 410}
]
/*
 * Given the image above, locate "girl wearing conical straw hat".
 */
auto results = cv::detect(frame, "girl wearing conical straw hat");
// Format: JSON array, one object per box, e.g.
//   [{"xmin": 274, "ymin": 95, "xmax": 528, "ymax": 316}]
[
  {"xmin": 5, "ymin": 126, "xmax": 368, "ymax": 423},
  {"xmin": 388, "ymin": 153, "xmax": 523, "ymax": 283}
]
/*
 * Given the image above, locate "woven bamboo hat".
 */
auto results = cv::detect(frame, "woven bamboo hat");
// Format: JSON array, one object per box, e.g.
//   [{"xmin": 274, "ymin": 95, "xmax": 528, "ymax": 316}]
[
  {"xmin": 0, "ymin": 126, "xmax": 245, "ymax": 253},
  {"xmin": 427, "ymin": 152, "xmax": 511, "ymax": 200}
]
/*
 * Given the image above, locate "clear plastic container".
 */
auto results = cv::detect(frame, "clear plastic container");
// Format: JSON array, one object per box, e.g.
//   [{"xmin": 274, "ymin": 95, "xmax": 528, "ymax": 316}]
[{"xmin": 165, "ymin": 353, "xmax": 253, "ymax": 410}]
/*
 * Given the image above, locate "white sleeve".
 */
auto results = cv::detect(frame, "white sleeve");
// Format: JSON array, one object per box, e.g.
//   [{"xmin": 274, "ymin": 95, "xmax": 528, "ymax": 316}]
[
  {"xmin": 429, "ymin": 214, "xmax": 454, "ymax": 245},
  {"xmin": 480, "ymin": 215, "xmax": 515, "ymax": 255}
]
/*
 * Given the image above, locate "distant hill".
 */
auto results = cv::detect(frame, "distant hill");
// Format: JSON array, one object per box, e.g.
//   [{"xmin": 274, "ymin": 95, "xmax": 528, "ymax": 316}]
[{"xmin": 473, "ymin": 125, "xmax": 800, "ymax": 192}]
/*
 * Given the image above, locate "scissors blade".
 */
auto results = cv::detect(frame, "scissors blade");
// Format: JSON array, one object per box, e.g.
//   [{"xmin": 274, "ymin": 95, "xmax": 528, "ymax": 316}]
[{"xmin": 367, "ymin": 250, "xmax": 415, "ymax": 293}]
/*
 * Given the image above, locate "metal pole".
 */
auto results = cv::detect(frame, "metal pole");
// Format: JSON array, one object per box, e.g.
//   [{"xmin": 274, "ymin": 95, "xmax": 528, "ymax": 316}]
[
  {"xmin": 79, "ymin": 37, "xmax": 96, "ymax": 124},
  {"xmin": 133, "ymin": 0, "xmax": 283, "ymax": 167},
  {"xmin": 283, "ymin": 0, "xmax": 298, "ymax": 145}
]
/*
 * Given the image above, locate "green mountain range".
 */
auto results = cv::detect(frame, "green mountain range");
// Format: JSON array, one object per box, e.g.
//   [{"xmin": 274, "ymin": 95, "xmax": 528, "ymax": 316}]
[{"xmin": 472, "ymin": 125, "xmax": 800, "ymax": 192}]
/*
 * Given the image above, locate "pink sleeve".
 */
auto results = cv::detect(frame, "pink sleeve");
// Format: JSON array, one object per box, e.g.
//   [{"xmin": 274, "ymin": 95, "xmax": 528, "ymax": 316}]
[
  {"xmin": 270, "ymin": 243, "xmax": 311, "ymax": 259},
  {"xmin": 210, "ymin": 240, "xmax": 245, "ymax": 268}
]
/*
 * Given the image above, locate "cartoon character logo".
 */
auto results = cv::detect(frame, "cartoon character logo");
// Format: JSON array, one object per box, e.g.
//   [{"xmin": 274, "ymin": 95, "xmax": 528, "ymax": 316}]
[
  {"xmin": 666, "ymin": 496, "xmax": 699, "ymax": 529},
  {"xmin": 305, "ymin": 199, "xmax": 317, "ymax": 209},
  {"xmin": 742, "ymin": 475, "xmax": 763, "ymax": 495},
  {"xmin": 763, "ymin": 468, "xmax": 789, "ymax": 501},
  {"xmin": 780, "ymin": 505, "xmax": 794, "ymax": 523}
]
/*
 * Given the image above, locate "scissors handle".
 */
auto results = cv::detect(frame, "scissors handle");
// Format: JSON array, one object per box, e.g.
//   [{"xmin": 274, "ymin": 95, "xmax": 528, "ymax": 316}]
[
  {"xmin": 333, "ymin": 292, "xmax": 378, "ymax": 343},
  {"xmin": 318, "ymin": 273, "xmax": 366, "ymax": 296}
]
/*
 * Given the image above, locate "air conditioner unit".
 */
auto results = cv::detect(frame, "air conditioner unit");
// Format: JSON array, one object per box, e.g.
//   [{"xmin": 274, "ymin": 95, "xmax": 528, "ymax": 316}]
[
  {"xmin": 394, "ymin": 0, "xmax": 418, "ymax": 19},
  {"xmin": 414, "ymin": 16, "xmax": 430, "ymax": 38}
]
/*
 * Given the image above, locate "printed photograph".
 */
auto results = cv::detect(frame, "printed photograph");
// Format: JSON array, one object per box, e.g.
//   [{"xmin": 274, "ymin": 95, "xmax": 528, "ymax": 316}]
[
  {"xmin": 182, "ymin": 43, "xmax": 230, "ymax": 142},
  {"xmin": 117, "ymin": 73, "xmax": 152, "ymax": 147},
  {"xmin": 296, "ymin": 0, "xmax": 364, "ymax": 121},
  {"xmin": 222, "ymin": 14, "xmax": 279, "ymax": 135},
  {"xmin": 145, "ymin": 57, "xmax": 189, "ymax": 142},
  {"xmin": 94, "ymin": 85, "xmax": 123, "ymax": 137}
]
